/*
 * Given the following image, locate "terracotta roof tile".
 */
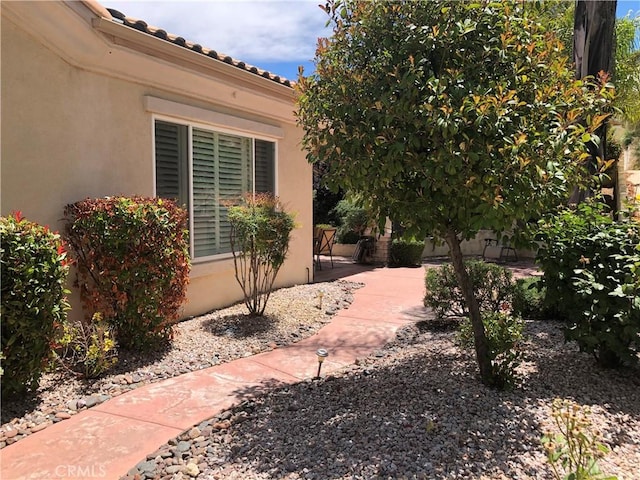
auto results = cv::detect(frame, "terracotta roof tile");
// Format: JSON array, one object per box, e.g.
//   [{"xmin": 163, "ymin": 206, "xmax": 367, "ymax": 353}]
[{"xmin": 106, "ymin": 8, "xmax": 294, "ymax": 88}]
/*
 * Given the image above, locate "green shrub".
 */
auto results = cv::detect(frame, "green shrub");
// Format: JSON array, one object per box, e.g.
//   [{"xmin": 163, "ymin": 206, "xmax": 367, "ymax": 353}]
[
  {"xmin": 570, "ymin": 230, "xmax": 640, "ymax": 368},
  {"xmin": 513, "ymin": 277, "xmax": 549, "ymax": 319},
  {"xmin": 338, "ymin": 230, "xmax": 361, "ymax": 245},
  {"xmin": 313, "ymin": 186, "xmax": 342, "ymax": 226},
  {"xmin": 389, "ymin": 238, "xmax": 425, "ymax": 266},
  {"xmin": 458, "ymin": 312, "xmax": 525, "ymax": 390},
  {"xmin": 424, "ymin": 260, "xmax": 516, "ymax": 317},
  {"xmin": 1, "ymin": 212, "xmax": 70, "ymax": 398},
  {"xmin": 536, "ymin": 200, "xmax": 640, "ymax": 368},
  {"xmin": 332, "ymin": 199, "xmax": 372, "ymax": 244},
  {"xmin": 542, "ymin": 398, "xmax": 617, "ymax": 480},
  {"xmin": 314, "ymin": 223, "xmax": 334, "ymax": 230},
  {"xmin": 64, "ymin": 197, "xmax": 190, "ymax": 350},
  {"xmin": 535, "ymin": 201, "xmax": 608, "ymax": 321},
  {"xmin": 53, "ymin": 313, "xmax": 118, "ymax": 378},
  {"xmin": 229, "ymin": 194, "xmax": 296, "ymax": 316}
]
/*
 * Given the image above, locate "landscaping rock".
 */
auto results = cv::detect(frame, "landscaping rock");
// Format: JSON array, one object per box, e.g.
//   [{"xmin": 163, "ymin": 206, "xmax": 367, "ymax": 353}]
[
  {"xmin": 176, "ymin": 441, "xmax": 191, "ymax": 453},
  {"xmin": 30, "ymin": 422, "xmax": 51, "ymax": 433},
  {"xmin": 117, "ymin": 320, "xmax": 640, "ymax": 480},
  {"xmin": 136, "ymin": 460, "xmax": 156, "ymax": 473},
  {"xmin": 0, "ymin": 281, "xmax": 362, "ymax": 451},
  {"xmin": 183, "ymin": 463, "xmax": 199, "ymax": 477}
]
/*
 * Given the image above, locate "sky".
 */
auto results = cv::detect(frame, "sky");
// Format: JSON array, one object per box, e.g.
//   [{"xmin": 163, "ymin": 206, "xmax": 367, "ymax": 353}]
[
  {"xmin": 104, "ymin": 0, "xmax": 640, "ymax": 83},
  {"xmin": 104, "ymin": 0, "xmax": 330, "ymax": 82}
]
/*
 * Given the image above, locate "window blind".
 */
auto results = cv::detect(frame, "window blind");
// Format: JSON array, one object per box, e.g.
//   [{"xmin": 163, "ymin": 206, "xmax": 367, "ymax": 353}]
[
  {"xmin": 155, "ymin": 119, "xmax": 275, "ymax": 260},
  {"xmin": 155, "ymin": 121, "xmax": 188, "ymax": 209},
  {"xmin": 217, "ymin": 133, "xmax": 251, "ymax": 254},
  {"xmin": 255, "ymin": 139, "xmax": 275, "ymax": 194},
  {"xmin": 192, "ymin": 128, "xmax": 218, "ymax": 257}
]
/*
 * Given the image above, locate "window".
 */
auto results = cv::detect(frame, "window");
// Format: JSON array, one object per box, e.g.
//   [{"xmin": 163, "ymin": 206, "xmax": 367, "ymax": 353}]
[{"xmin": 155, "ymin": 119, "xmax": 276, "ymax": 260}]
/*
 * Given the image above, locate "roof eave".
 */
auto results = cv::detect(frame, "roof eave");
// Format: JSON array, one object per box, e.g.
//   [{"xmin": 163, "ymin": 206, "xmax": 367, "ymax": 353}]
[{"xmin": 92, "ymin": 17, "xmax": 295, "ymax": 98}]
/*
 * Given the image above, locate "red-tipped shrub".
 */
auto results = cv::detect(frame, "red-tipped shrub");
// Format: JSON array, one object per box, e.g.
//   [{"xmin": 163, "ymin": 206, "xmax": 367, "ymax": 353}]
[
  {"xmin": 1, "ymin": 212, "xmax": 70, "ymax": 398},
  {"xmin": 64, "ymin": 197, "xmax": 190, "ymax": 350}
]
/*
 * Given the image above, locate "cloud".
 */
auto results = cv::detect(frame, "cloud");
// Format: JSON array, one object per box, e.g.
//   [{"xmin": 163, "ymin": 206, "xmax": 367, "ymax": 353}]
[{"xmin": 103, "ymin": 0, "xmax": 330, "ymax": 62}]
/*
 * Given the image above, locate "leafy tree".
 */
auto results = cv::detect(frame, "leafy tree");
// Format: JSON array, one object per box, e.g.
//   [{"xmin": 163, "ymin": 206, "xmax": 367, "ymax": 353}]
[
  {"xmin": 547, "ymin": 2, "xmax": 639, "ymax": 192},
  {"xmin": 614, "ymin": 13, "xmax": 640, "ymax": 170},
  {"xmin": 519, "ymin": 2, "xmax": 638, "ymax": 130},
  {"xmin": 525, "ymin": 0, "xmax": 575, "ymax": 50},
  {"xmin": 296, "ymin": 0, "xmax": 614, "ymax": 386},
  {"xmin": 333, "ymin": 196, "xmax": 375, "ymax": 242},
  {"xmin": 228, "ymin": 194, "xmax": 296, "ymax": 316},
  {"xmin": 614, "ymin": 14, "xmax": 640, "ymax": 131}
]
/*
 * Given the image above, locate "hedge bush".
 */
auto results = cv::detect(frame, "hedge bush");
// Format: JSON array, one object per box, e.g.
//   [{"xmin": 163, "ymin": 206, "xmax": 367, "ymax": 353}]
[
  {"xmin": 338, "ymin": 230, "xmax": 361, "ymax": 245},
  {"xmin": 424, "ymin": 260, "xmax": 516, "ymax": 317},
  {"xmin": 389, "ymin": 238, "xmax": 425, "ymax": 266},
  {"xmin": 64, "ymin": 197, "xmax": 190, "ymax": 350},
  {"xmin": 1, "ymin": 212, "xmax": 70, "ymax": 398},
  {"xmin": 536, "ymin": 200, "xmax": 640, "ymax": 368},
  {"xmin": 458, "ymin": 312, "xmax": 525, "ymax": 390},
  {"xmin": 332, "ymin": 199, "xmax": 372, "ymax": 244},
  {"xmin": 512, "ymin": 277, "xmax": 549, "ymax": 319}
]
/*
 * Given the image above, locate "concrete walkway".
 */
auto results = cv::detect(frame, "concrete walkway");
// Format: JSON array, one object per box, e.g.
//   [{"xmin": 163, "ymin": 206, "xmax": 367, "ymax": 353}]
[{"xmin": 1, "ymin": 263, "xmax": 427, "ymax": 480}]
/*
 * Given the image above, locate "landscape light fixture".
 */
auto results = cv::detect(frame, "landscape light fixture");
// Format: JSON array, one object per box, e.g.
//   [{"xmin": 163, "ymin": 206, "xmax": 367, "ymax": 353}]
[{"xmin": 315, "ymin": 348, "xmax": 329, "ymax": 378}]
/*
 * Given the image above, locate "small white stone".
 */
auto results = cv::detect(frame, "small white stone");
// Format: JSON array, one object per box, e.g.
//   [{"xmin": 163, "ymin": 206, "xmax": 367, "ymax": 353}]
[{"xmin": 183, "ymin": 462, "xmax": 199, "ymax": 477}]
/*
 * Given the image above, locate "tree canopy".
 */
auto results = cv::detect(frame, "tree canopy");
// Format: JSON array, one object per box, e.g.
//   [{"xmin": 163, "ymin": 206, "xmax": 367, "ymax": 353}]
[
  {"xmin": 615, "ymin": 13, "xmax": 640, "ymax": 129},
  {"xmin": 298, "ymin": 0, "xmax": 613, "ymax": 242},
  {"xmin": 296, "ymin": 0, "xmax": 614, "ymax": 386}
]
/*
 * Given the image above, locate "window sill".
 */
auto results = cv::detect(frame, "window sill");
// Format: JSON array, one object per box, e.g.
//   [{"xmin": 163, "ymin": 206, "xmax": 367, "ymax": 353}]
[{"xmin": 190, "ymin": 253, "xmax": 235, "ymax": 279}]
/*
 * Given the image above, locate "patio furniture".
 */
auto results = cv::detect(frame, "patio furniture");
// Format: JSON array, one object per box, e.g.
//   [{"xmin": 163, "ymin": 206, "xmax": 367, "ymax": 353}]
[
  {"xmin": 352, "ymin": 235, "xmax": 375, "ymax": 264},
  {"xmin": 314, "ymin": 227, "xmax": 337, "ymax": 269}
]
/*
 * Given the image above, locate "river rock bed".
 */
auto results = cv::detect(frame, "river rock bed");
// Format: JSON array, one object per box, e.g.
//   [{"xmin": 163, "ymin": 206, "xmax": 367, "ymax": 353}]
[
  {"xmin": 0, "ymin": 281, "xmax": 362, "ymax": 448},
  {"xmin": 123, "ymin": 320, "xmax": 640, "ymax": 480}
]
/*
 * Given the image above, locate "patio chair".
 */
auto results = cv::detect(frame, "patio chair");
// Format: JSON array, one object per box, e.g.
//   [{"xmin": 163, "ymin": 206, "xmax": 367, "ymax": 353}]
[
  {"xmin": 314, "ymin": 227, "xmax": 337, "ymax": 270},
  {"xmin": 352, "ymin": 235, "xmax": 375, "ymax": 264}
]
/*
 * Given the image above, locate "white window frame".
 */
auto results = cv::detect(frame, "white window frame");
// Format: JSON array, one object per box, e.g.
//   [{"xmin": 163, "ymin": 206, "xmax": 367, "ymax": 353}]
[{"xmin": 149, "ymin": 98, "xmax": 280, "ymax": 263}]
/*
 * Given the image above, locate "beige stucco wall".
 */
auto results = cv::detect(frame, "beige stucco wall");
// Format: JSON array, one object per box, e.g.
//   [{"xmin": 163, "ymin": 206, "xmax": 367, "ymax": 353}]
[
  {"xmin": 422, "ymin": 231, "xmax": 535, "ymax": 259},
  {"xmin": 1, "ymin": 17, "xmax": 153, "ymax": 222},
  {"xmin": 1, "ymin": 4, "xmax": 312, "ymax": 320}
]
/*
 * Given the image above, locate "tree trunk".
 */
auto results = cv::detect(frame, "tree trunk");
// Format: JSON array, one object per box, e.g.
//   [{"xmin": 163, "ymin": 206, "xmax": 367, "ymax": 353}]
[
  {"xmin": 445, "ymin": 229, "xmax": 495, "ymax": 386},
  {"xmin": 573, "ymin": 1, "xmax": 616, "ymax": 80},
  {"xmin": 571, "ymin": 0, "xmax": 617, "ymax": 205}
]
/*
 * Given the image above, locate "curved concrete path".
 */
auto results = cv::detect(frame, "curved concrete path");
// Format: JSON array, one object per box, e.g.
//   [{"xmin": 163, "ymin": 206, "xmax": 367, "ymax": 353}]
[{"xmin": 1, "ymin": 265, "xmax": 427, "ymax": 480}]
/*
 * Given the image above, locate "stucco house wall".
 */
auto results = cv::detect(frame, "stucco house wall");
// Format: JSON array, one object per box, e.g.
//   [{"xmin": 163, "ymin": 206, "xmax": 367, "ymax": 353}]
[{"xmin": 1, "ymin": 1, "xmax": 313, "ymax": 320}]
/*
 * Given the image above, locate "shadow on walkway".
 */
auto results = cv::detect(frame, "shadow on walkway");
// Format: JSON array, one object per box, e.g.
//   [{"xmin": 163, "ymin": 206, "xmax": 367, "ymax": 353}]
[{"xmin": 313, "ymin": 256, "xmax": 379, "ymax": 283}]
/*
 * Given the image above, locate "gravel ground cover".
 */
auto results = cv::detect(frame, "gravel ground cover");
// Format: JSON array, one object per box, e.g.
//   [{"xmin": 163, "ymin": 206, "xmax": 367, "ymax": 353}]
[
  {"xmin": 3, "ymin": 263, "xmax": 639, "ymax": 480},
  {"xmin": 123, "ymin": 319, "xmax": 640, "ymax": 480},
  {"xmin": 0, "ymin": 281, "xmax": 362, "ymax": 448}
]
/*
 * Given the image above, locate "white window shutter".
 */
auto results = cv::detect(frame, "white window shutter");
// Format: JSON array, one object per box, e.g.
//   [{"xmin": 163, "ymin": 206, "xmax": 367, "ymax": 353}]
[
  {"xmin": 192, "ymin": 128, "xmax": 218, "ymax": 257},
  {"xmin": 218, "ymin": 134, "xmax": 251, "ymax": 253},
  {"xmin": 155, "ymin": 120, "xmax": 274, "ymax": 259},
  {"xmin": 155, "ymin": 121, "xmax": 188, "ymax": 208}
]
